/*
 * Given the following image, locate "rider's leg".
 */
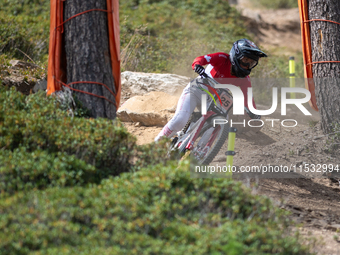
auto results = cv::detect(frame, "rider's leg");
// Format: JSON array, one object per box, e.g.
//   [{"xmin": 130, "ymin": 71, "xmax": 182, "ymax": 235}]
[{"xmin": 155, "ymin": 84, "xmax": 200, "ymax": 142}]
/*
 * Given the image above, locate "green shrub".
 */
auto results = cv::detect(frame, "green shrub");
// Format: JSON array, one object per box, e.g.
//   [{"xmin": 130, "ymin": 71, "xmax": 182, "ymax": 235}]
[
  {"xmin": 0, "ymin": 160, "xmax": 312, "ymax": 254},
  {"xmin": 0, "ymin": 88, "xmax": 136, "ymax": 171},
  {"xmin": 0, "ymin": 86, "xmax": 174, "ymax": 196},
  {"xmin": 0, "ymin": 148, "xmax": 97, "ymax": 195},
  {"xmin": 0, "ymin": 87, "xmax": 139, "ymax": 193},
  {"xmin": 133, "ymin": 138, "xmax": 175, "ymax": 170}
]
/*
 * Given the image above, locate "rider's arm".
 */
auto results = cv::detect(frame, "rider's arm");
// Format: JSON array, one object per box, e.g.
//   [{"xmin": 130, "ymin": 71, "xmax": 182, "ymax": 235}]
[{"xmin": 191, "ymin": 52, "xmax": 228, "ymax": 70}]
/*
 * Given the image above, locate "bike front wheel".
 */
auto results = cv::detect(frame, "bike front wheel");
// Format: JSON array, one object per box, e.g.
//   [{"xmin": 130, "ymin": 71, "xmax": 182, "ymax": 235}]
[{"xmin": 191, "ymin": 116, "xmax": 229, "ymax": 165}]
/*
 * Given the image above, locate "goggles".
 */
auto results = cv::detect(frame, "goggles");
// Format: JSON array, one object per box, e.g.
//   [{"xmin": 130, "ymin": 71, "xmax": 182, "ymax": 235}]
[{"xmin": 239, "ymin": 56, "xmax": 258, "ymax": 69}]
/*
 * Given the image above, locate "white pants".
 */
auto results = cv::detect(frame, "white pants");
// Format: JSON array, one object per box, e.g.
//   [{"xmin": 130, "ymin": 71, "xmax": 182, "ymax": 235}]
[{"xmin": 155, "ymin": 80, "xmax": 210, "ymax": 142}]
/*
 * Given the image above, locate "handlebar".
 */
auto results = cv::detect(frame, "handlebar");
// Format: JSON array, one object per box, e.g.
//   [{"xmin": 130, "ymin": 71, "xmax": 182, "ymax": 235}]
[{"xmin": 200, "ymin": 72, "xmax": 209, "ymax": 78}]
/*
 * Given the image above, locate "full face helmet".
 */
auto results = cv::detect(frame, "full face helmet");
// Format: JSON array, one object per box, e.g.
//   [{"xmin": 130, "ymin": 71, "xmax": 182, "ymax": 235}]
[{"xmin": 229, "ymin": 39, "xmax": 267, "ymax": 78}]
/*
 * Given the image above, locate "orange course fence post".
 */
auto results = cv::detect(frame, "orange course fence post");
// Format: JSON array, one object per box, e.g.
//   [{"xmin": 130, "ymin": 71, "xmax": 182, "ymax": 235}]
[
  {"xmin": 47, "ymin": 0, "xmax": 121, "ymax": 108},
  {"xmin": 107, "ymin": 0, "xmax": 121, "ymax": 107},
  {"xmin": 47, "ymin": 0, "xmax": 62, "ymax": 95},
  {"xmin": 298, "ymin": 0, "xmax": 318, "ymax": 111}
]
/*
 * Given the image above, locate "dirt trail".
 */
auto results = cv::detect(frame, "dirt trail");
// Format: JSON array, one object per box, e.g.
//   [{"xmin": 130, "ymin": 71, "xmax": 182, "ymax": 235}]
[
  {"xmin": 122, "ymin": 2, "xmax": 340, "ymax": 254},
  {"xmin": 230, "ymin": 2, "xmax": 340, "ymax": 253},
  {"xmin": 124, "ymin": 118, "xmax": 340, "ymax": 253},
  {"xmin": 210, "ymin": 119, "xmax": 340, "ymax": 253},
  {"xmin": 236, "ymin": 0, "xmax": 302, "ymax": 54}
]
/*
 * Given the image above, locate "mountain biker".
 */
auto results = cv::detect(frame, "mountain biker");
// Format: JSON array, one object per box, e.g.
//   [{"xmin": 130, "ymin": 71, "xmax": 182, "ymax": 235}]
[{"xmin": 155, "ymin": 38, "xmax": 267, "ymax": 142}]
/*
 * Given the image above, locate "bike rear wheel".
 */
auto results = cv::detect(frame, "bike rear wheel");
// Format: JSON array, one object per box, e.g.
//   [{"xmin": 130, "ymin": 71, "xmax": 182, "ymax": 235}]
[{"xmin": 191, "ymin": 116, "xmax": 229, "ymax": 165}]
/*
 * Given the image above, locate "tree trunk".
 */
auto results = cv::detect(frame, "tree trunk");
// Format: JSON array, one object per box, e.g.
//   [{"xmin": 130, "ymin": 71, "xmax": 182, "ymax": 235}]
[
  {"xmin": 64, "ymin": 0, "xmax": 116, "ymax": 119},
  {"xmin": 308, "ymin": 0, "xmax": 340, "ymax": 133}
]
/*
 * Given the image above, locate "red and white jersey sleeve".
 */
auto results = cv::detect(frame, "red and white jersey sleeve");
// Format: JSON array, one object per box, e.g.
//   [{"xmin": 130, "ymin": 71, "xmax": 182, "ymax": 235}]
[
  {"xmin": 192, "ymin": 52, "xmax": 256, "ymax": 109},
  {"xmin": 192, "ymin": 52, "xmax": 229, "ymax": 71}
]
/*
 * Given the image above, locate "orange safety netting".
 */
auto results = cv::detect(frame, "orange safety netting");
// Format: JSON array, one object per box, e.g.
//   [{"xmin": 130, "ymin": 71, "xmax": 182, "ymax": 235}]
[{"xmin": 47, "ymin": 0, "xmax": 121, "ymax": 108}]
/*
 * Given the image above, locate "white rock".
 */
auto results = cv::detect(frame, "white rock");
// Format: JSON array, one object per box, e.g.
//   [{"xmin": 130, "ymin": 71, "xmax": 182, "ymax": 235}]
[
  {"xmin": 121, "ymin": 71, "xmax": 190, "ymax": 96},
  {"xmin": 117, "ymin": 91, "xmax": 179, "ymax": 127}
]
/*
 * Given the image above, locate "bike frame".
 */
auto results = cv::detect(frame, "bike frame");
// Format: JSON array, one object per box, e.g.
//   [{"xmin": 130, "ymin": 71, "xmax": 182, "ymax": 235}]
[
  {"xmin": 177, "ymin": 76, "xmax": 232, "ymax": 151},
  {"xmin": 171, "ymin": 71, "xmax": 255, "ymax": 163},
  {"xmin": 185, "ymin": 110, "xmax": 216, "ymax": 150}
]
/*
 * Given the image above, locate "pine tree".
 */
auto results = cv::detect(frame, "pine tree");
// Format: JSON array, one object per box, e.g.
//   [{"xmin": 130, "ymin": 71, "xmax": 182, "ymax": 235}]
[
  {"xmin": 64, "ymin": 0, "xmax": 117, "ymax": 119},
  {"xmin": 309, "ymin": 0, "xmax": 340, "ymax": 133}
]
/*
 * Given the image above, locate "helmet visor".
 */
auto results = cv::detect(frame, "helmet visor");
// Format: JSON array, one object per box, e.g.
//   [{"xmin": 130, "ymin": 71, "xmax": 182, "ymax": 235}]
[{"xmin": 239, "ymin": 56, "xmax": 258, "ymax": 69}]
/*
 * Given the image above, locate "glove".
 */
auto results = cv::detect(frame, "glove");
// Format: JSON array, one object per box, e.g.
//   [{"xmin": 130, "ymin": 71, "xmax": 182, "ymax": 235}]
[{"xmin": 194, "ymin": 64, "xmax": 205, "ymax": 75}]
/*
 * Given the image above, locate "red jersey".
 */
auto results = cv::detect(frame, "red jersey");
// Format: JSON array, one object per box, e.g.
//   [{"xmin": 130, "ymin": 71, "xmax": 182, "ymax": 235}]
[{"xmin": 192, "ymin": 52, "xmax": 256, "ymax": 109}]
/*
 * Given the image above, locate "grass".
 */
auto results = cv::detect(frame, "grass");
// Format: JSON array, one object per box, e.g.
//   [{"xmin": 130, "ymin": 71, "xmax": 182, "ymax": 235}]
[
  {"xmin": 0, "ymin": 0, "xmax": 302, "ymax": 81},
  {"xmin": 252, "ymin": 0, "xmax": 298, "ymax": 9}
]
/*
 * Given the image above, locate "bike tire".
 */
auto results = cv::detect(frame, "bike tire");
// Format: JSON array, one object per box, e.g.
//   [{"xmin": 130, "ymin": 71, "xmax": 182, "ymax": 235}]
[{"xmin": 192, "ymin": 117, "xmax": 229, "ymax": 165}]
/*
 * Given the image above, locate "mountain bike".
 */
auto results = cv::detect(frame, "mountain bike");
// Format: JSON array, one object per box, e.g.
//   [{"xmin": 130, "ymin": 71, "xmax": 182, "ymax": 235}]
[{"xmin": 169, "ymin": 71, "xmax": 256, "ymax": 165}]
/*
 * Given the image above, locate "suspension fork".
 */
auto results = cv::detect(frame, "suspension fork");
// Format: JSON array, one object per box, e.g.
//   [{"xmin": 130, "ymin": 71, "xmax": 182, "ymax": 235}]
[{"xmin": 185, "ymin": 111, "xmax": 215, "ymax": 150}]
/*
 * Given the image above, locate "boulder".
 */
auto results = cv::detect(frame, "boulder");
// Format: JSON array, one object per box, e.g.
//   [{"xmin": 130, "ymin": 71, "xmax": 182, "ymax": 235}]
[
  {"xmin": 121, "ymin": 71, "xmax": 190, "ymax": 96},
  {"xmin": 117, "ymin": 91, "xmax": 179, "ymax": 127}
]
